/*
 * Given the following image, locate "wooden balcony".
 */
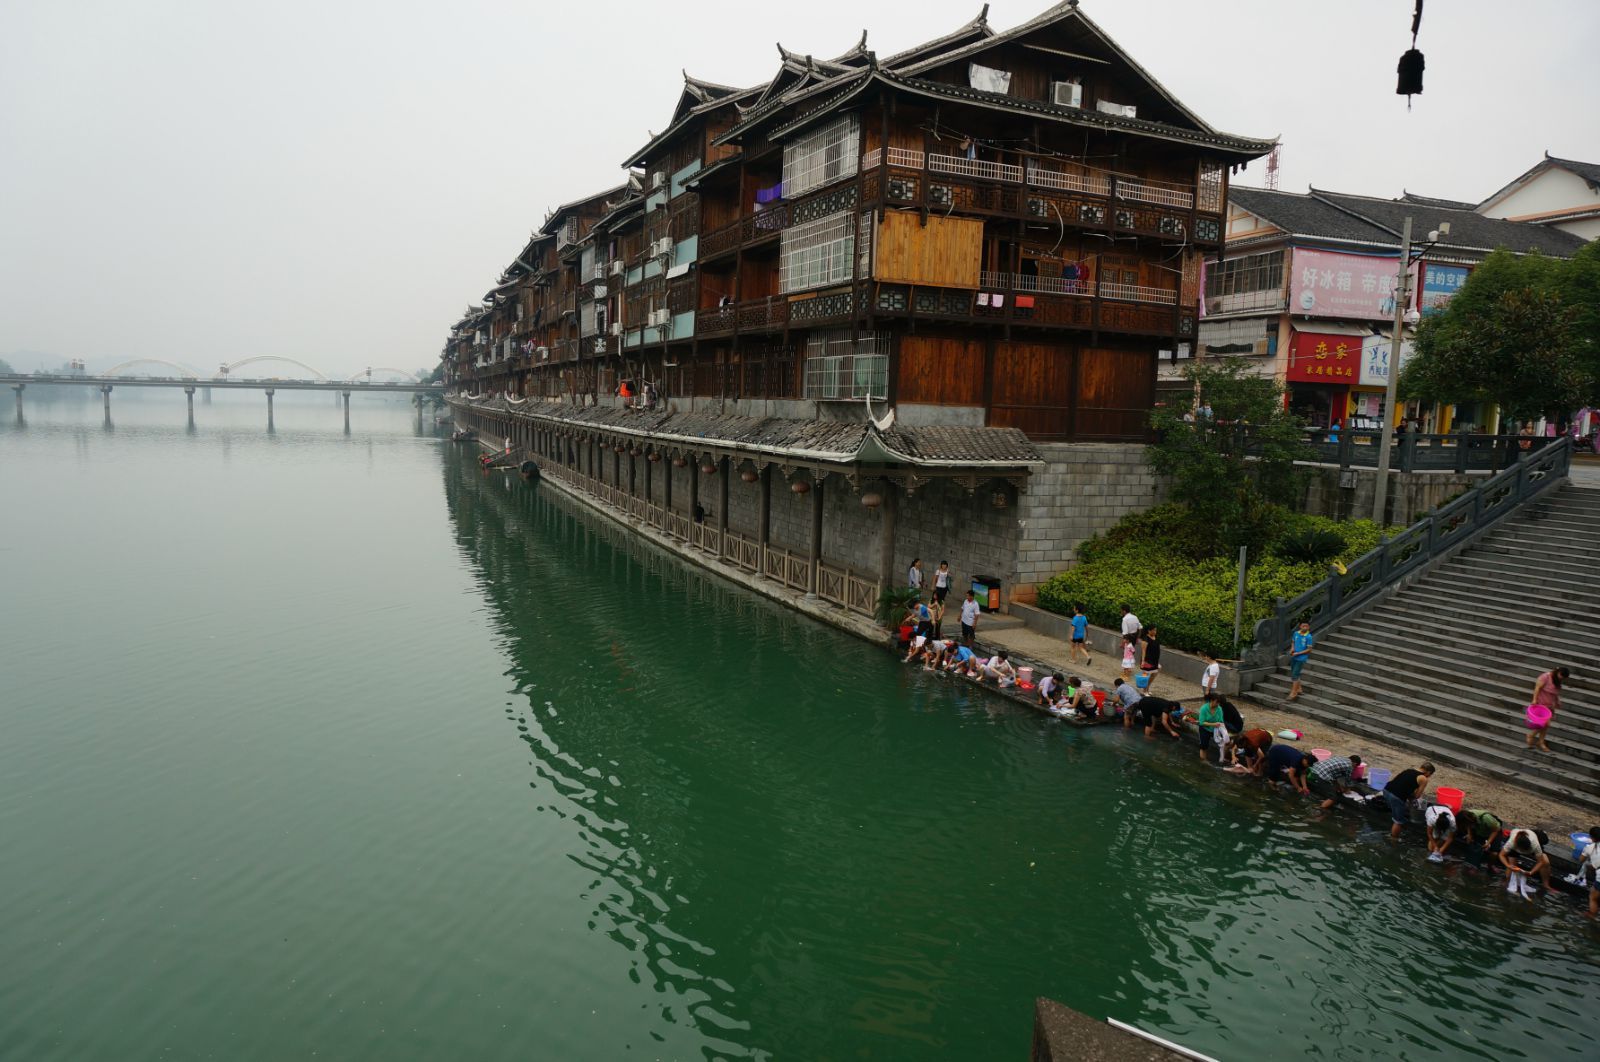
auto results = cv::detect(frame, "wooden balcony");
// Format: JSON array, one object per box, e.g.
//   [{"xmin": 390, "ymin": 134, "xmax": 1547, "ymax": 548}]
[
  {"xmin": 699, "ymin": 203, "xmax": 790, "ymax": 260},
  {"xmin": 695, "ymin": 296, "xmax": 790, "ymax": 338},
  {"xmin": 873, "ymin": 281, "xmax": 1177, "ymax": 336}
]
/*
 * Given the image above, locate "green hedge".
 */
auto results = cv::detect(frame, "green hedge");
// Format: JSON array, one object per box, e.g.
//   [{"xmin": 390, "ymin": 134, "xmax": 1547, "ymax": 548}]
[{"xmin": 1036, "ymin": 505, "xmax": 1391, "ymax": 659}]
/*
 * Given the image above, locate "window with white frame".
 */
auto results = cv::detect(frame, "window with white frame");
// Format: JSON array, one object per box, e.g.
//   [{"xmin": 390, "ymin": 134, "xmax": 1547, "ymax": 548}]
[
  {"xmin": 782, "ymin": 115, "xmax": 860, "ymax": 198},
  {"xmin": 1203, "ymin": 250, "xmax": 1284, "ymax": 314},
  {"xmin": 780, "ymin": 212, "xmax": 856, "ymax": 293},
  {"xmin": 803, "ymin": 330, "xmax": 889, "ymax": 400}
]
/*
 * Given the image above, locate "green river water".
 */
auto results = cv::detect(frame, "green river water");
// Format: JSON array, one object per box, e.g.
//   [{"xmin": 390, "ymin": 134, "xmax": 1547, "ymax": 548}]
[{"xmin": 2, "ymin": 393, "xmax": 1597, "ymax": 1061}]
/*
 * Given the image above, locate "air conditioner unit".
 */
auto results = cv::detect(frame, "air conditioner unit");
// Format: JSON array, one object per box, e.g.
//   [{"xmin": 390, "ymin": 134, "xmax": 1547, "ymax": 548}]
[
  {"xmin": 651, "ymin": 237, "xmax": 672, "ymax": 258},
  {"xmin": 1051, "ymin": 81, "xmax": 1082, "ymax": 108},
  {"xmin": 1096, "ymin": 100, "xmax": 1137, "ymax": 118},
  {"xmin": 1159, "ymin": 216, "xmax": 1185, "ymax": 238},
  {"xmin": 651, "ymin": 171, "xmax": 667, "ymax": 189},
  {"xmin": 609, "ymin": 259, "xmax": 626, "ymax": 276},
  {"xmin": 1114, "ymin": 209, "xmax": 1134, "ymax": 228},
  {"xmin": 887, "ymin": 179, "xmax": 915, "ymax": 202},
  {"xmin": 610, "ymin": 321, "xmax": 623, "ymax": 336},
  {"xmin": 929, "ymin": 185, "xmax": 953, "ymax": 206},
  {"xmin": 1026, "ymin": 197, "xmax": 1049, "ymax": 218}
]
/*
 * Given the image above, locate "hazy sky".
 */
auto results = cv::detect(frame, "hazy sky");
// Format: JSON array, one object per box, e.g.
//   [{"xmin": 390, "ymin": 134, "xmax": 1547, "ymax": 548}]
[{"xmin": 2, "ymin": 0, "xmax": 1595, "ymax": 377}]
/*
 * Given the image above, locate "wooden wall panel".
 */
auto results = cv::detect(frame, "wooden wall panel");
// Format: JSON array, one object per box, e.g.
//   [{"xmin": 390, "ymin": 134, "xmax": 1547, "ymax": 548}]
[
  {"xmin": 896, "ymin": 335, "xmax": 985, "ymax": 406},
  {"xmin": 874, "ymin": 211, "xmax": 983, "ymax": 289},
  {"xmin": 1076, "ymin": 345, "xmax": 1154, "ymax": 441},
  {"xmin": 990, "ymin": 340, "xmax": 1072, "ymax": 439}
]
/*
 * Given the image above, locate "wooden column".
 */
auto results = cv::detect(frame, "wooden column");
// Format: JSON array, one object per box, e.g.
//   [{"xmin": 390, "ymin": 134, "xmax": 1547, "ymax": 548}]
[
  {"xmin": 644, "ymin": 452, "xmax": 653, "ymax": 504},
  {"xmin": 689, "ymin": 455, "xmax": 701, "ymax": 521},
  {"xmin": 665, "ymin": 457, "xmax": 674, "ymax": 511},
  {"xmin": 877, "ymin": 481, "xmax": 897, "ymax": 584},
  {"xmin": 807, "ymin": 475, "xmax": 824, "ymax": 594},
  {"xmin": 629, "ymin": 451, "xmax": 637, "ymax": 497}
]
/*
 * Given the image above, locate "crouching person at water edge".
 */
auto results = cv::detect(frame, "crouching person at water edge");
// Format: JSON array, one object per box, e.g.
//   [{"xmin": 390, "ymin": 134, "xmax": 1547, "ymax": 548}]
[
  {"xmin": 1500, "ymin": 828, "xmax": 1553, "ymax": 900},
  {"xmin": 1382, "ymin": 761, "xmax": 1435, "ymax": 840},
  {"xmin": 1424, "ymin": 805, "xmax": 1457, "ymax": 862},
  {"xmin": 1308, "ymin": 753, "xmax": 1362, "ymax": 810}
]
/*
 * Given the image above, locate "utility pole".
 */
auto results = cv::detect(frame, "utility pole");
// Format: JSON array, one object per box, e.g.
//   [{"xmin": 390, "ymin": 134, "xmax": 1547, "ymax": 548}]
[{"xmin": 1371, "ymin": 216, "xmax": 1413, "ymax": 524}]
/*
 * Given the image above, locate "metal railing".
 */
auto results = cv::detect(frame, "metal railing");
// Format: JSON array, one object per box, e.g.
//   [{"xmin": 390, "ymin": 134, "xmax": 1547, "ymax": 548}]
[
  {"xmin": 928, "ymin": 153, "xmax": 1024, "ymax": 184},
  {"xmin": 979, "ymin": 271, "xmax": 1093, "ymax": 297},
  {"xmin": 1026, "ymin": 163, "xmax": 1112, "ymax": 197},
  {"xmin": 1099, "ymin": 282, "xmax": 1178, "ymax": 305},
  {"xmin": 1246, "ymin": 437, "xmax": 1573, "ymax": 664}
]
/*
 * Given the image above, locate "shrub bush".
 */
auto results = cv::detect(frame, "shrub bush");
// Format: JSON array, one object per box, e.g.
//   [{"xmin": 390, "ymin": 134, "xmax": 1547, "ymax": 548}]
[
  {"xmin": 1039, "ymin": 506, "xmax": 1395, "ymax": 658},
  {"xmin": 1274, "ymin": 528, "xmax": 1345, "ymax": 564}
]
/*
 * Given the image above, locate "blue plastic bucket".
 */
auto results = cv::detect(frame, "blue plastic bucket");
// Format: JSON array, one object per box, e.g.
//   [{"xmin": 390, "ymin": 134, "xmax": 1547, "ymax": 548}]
[
  {"xmin": 1367, "ymin": 767, "xmax": 1392, "ymax": 791},
  {"xmin": 1572, "ymin": 832, "xmax": 1592, "ymax": 859},
  {"xmin": 1135, "ymin": 673, "xmax": 1151, "ymax": 690}
]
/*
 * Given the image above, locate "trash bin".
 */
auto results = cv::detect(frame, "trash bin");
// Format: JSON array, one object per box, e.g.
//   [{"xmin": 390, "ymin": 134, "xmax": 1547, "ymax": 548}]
[{"xmin": 971, "ymin": 576, "xmax": 1002, "ymax": 612}]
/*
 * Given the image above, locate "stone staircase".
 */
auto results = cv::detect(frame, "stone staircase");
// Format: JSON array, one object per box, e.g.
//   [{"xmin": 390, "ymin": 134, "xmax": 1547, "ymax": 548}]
[{"xmin": 1254, "ymin": 483, "xmax": 1600, "ymax": 812}]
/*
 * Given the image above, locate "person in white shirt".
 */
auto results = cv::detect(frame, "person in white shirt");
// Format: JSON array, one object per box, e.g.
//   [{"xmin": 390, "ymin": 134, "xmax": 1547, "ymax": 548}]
[
  {"xmin": 1119, "ymin": 604, "xmax": 1142, "ymax": 646},
  {"xmin": 959, "ymin": 591, "xmax": 981, "ymax": 646},
  {"xmin": 1580, "ymin": 826, "xmax": 1600, "ymax": 917},
  {"xmin": 907, "ymin": 558, "xmax": 924, "ymax": 595},
  {"xmin": 1200, "ymin": 650, "xmax": 1221, "ymax": 699},
  {"xmin": 1036, "ymin": 672, "xmax": 1062, "ymax": 707},
  {"xmin": 981, "ymin": 651, "xmax": 1017, "ymax": 687},
  {"xmin": 932, "ymin": 561, "xmax": 952, "ymax": 605}
]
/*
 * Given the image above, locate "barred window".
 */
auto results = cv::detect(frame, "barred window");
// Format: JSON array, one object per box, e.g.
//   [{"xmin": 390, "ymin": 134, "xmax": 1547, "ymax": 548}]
[
  {"xmin": 782, "ymin": 115, "xmax": 860, "ymax": 198},
  {"xmin": 1205, "ymin": 250, "xmax": 1283, "ymax": 297},
  {"xmin": 803, "ymin": 331, "xmax": 889, "ymax": 400},
  {"xmin": 780, "ymin": 212, "xmax": 856, "ymax": 293}
]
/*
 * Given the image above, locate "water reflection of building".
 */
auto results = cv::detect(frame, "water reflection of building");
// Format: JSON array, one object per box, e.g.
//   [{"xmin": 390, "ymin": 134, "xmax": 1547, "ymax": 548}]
[
  {"xmin": 1172, "ymin": 186, "xmax": 1585, "ymax": 434},
  {"xmin": 443, "ymin": 1, "xmax": 1275, "ymax": 606}
]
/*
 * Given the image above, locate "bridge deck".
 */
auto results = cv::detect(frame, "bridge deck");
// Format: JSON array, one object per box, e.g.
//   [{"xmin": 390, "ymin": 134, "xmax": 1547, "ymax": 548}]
[{"xmin": 2, "ymin": 373, "xmax": 442, "ymax": 393}]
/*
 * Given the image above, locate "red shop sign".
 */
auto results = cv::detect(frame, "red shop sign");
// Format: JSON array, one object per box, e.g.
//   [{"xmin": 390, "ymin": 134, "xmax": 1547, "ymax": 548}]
[{"xmin": 1286, "ymin": 331, "xmax": 1360, "ymax": 384}]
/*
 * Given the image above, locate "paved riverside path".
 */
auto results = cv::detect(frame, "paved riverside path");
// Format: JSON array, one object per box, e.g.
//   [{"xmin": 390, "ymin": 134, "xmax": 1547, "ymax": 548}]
[
  {"xmin": 975, "ymin": 610, "xmax": 1594, "ymax": 833},
  {"xmin": 1253, "ymin": 481, "xmax": 1600, "ymax": 813}
]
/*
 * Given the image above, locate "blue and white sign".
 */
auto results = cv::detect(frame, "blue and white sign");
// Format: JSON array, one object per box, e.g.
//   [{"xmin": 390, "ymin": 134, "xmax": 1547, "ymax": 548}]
[
  {"xmin": 1421, "ymin": 264, "xmax": 1470, "ymax": 316},
  {"xmin": 1359, "ymin": 333, "xmax": 1416, "ymax": 387}
]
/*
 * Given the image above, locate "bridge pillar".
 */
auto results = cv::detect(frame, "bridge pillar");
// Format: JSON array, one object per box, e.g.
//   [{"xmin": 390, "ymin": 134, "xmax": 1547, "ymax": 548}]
[
  {"xmin": 342, "ymin": 390, "xmax": 351, "ymax": 433},
  {"xmin": 265, "ymin": 387, "xmax": 275, "ymax": 431},
  {"xmin": 11, "ymin": 383, "xmax": 22, "ymax": 422},
  {"xmin": 184, "ymin": 385, "xmax": 196, "ymax": 424},
  {"xmin": 101, "ymin": 384, "xmax": 113, "ymax": 420}
]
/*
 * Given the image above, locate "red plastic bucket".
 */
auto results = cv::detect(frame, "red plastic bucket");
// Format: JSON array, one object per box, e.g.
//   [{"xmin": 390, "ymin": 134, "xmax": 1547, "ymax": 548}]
[{"xmin": 1436, "ymin": 787, "xmax": 1464, "ymax": 814}]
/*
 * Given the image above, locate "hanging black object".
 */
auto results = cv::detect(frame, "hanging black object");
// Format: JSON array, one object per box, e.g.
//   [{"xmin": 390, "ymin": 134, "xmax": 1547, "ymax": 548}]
[{"xmin": 1397, "ymin": 0, "xmax": 1424, "ymax": 107}]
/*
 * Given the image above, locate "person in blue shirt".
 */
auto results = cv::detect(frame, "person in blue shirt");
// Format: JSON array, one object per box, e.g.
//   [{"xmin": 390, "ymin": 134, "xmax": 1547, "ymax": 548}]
[
  {"xmin": 1288, "ymin": 621, "xmax": 1314, "ymax": 701},
  {"xmin": 1070, "ymin": 604, "xmax": 1091, "ymax": 666}
]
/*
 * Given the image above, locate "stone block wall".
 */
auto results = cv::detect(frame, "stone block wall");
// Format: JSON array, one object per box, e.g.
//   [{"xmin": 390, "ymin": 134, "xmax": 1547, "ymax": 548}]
[
  {"xmin": 821, "ymin": 479, "xmax": 882, "ymax": 573},
  {"xmin": 1300, "ymin": 466, "xmax": 1481, "ymax": 527},
  {"xmin": 895, "ymin": 479, "xmax": 1022, "ymax": 605},
  {"xmin": 1013, "ymin": 443, "xmax": 1167, "ymax": 602}
]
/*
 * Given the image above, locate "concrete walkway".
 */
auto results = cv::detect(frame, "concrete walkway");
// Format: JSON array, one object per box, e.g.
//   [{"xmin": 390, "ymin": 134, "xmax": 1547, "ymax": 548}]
[{"xmin": 976, "ymin": 616, "xmax": 1594, "ymax": 834}]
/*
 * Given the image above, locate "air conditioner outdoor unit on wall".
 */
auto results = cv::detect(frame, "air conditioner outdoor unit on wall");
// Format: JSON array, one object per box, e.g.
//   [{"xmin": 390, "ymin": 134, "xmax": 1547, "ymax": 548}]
[
  {"xmin": 1051, "ymin": 81, "xmax": 1082, "ymax": 108},
  {"xmin": 651, "ymin": 172, "xmax": 667, "ymax": 189},
  {"xmin": 610, "ymin": 321, "xmax": 623, "ymax": 336},
  {"xmin": 652, "ymin": 238, "xmax": 672, "ymax": 258},
  {"xmin": 610, "ymin": 259, "xmax": 626, "ymax": 276}
]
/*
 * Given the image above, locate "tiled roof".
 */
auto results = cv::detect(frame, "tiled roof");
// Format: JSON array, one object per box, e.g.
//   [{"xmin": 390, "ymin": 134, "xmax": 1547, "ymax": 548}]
[
  {"xmin": 450, "ymin": 397, "xmax": 1041, "ymax": 469},
  {"xmin": 1228, "ymin": 187, "xmax": 1396, "ymax": 247},
  {"xmin": 1311, "ymin": 189, "xmax": 1587, "ymax": 257},
  {"xmin": 1548, "ymin": 155, "xmax": 1600, "ymax": 188}
]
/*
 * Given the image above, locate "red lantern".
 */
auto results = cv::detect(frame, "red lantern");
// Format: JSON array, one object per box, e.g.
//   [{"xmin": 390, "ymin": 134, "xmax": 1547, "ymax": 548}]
[
  {"xmin": 700, "ymin": 460, "xmax": 717, "ymax": 475},
  {"xmin": 740, "ymin": 469, "xmax": 759, "ymax": 483},
  {"xmin": 791, "ymin": 479, "xmax": 810, "ymax": 494},
  {"xmin": 672, "ymin": 457, "xmax": 687, "ymax": 468},
  {"xmin": 860, "ymin": 491, "xmax": 882, "ymax": 509},
  {"xmin": 648, "ymin": 451, "xmax": 661, "ymax": 462}
]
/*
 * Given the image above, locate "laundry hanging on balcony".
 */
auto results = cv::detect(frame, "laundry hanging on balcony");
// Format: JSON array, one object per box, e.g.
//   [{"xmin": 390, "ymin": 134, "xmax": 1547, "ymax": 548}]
[{"xmin": 968, "ymin": 63, "xmax": 1012, "ymax": 95}]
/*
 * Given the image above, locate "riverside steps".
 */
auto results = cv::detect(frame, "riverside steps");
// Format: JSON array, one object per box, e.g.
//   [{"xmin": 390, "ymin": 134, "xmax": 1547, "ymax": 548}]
[{"xmin": 1254, "ymin": 481, "xmax": 1600, "ymax": 811}]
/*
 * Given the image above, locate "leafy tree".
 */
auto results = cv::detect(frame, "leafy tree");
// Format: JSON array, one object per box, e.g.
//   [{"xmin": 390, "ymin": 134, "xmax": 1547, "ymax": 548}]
[
  {"xmin": 0, "ymin": 357, "xmax": 13, "ymax": 375},
  {"xmin": 1404, "ymin": 246, "xmax": 1593, "ymax": 415},
  {"xmin": 1406, "ymin": 281, "xmax": 1583, "ymax": 423},
  {"xmin": 1148, "ymin": 360, "xmax": 1312, "ymax": 555}
]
